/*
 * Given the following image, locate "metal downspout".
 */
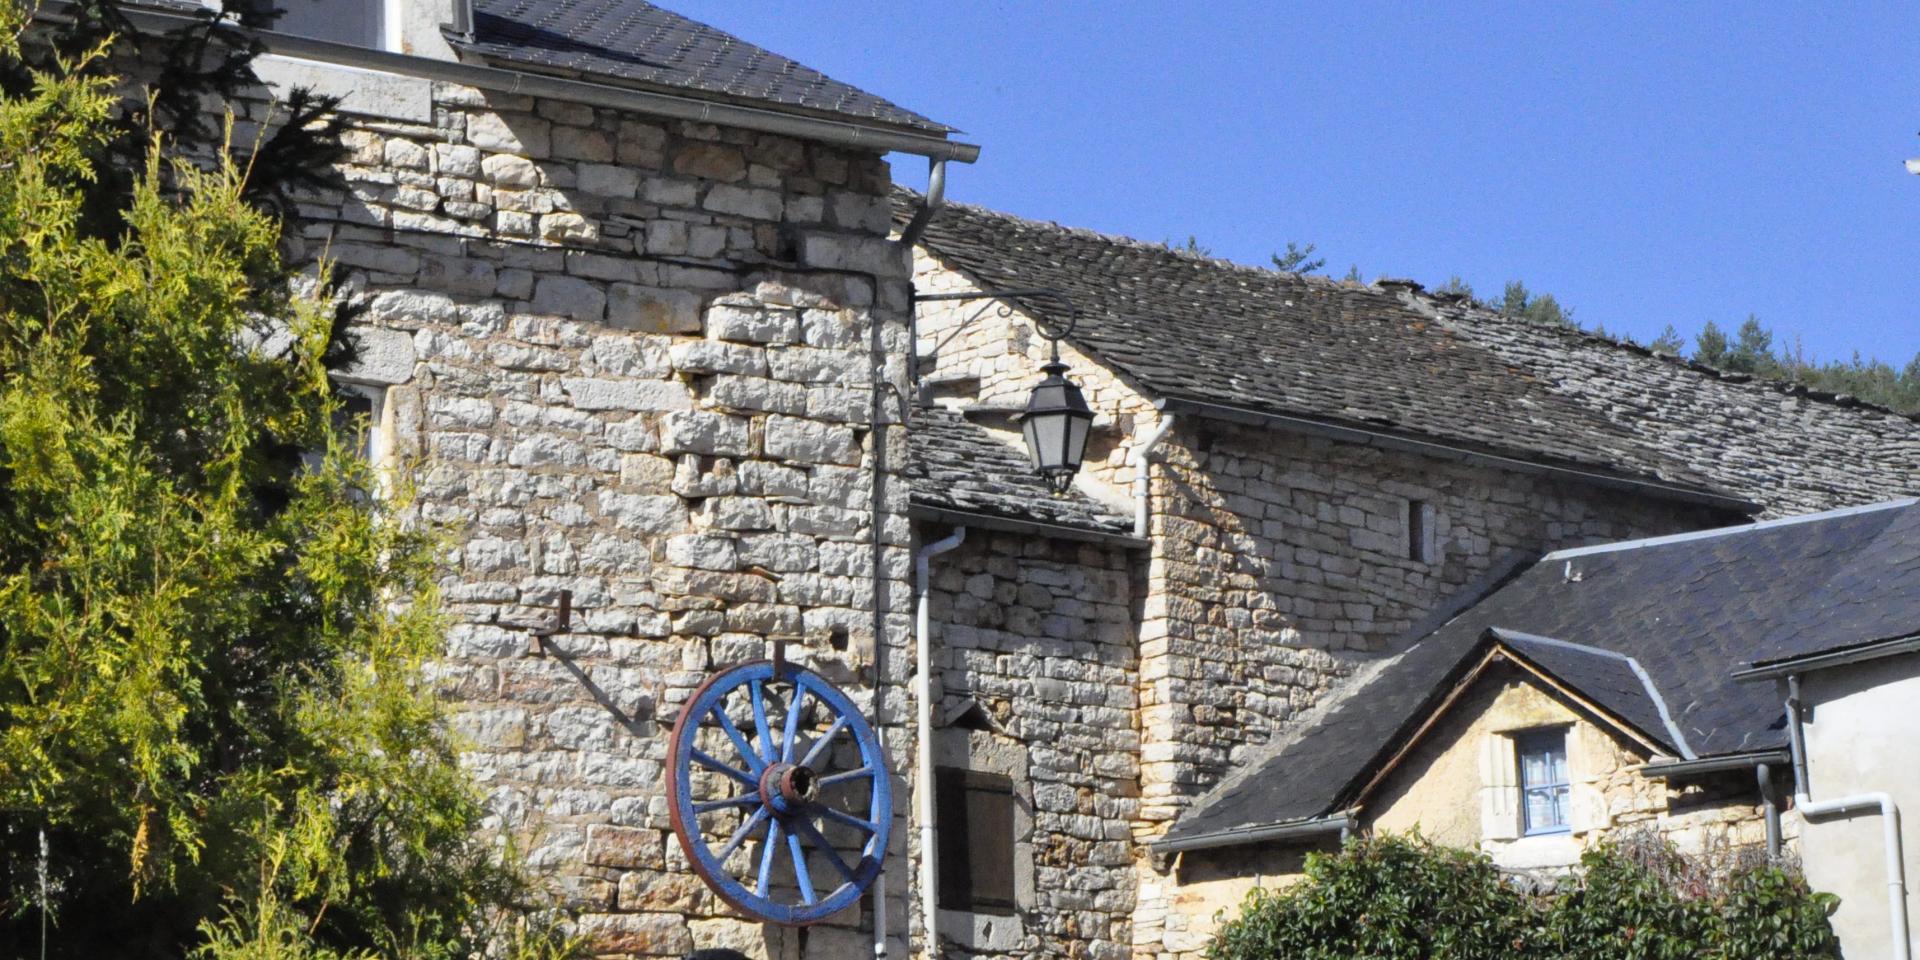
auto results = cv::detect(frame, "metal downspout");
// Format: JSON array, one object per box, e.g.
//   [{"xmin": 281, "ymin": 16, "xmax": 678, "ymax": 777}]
[
  {"xmin": 914, "ymin": 526, "xmax": 967, "ymax": 959},
  {"xmin": 897, "ymin": 158, "xmax": 948, "ymax": 250},
  {"xmin": 1132, "ymin": 415, "xmax": 1176, "ymax": 538},
  {"xmin": 1788, "ymin": 674, "xmax": 1911, "ymax": 960},
  {"xmin": 1758, "ymin": 762, "xmax": 1781, "ymax": 858}
]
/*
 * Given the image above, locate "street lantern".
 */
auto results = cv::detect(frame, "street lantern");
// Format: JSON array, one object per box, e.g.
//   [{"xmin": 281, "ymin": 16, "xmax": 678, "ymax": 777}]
[
  {"xmin": 1016, "ymin": 355, "xmax": 1094, "ymax": 495},
  {"xmin": 910, "ymin": 286, "xmax": 1092, "ymax": 494}
]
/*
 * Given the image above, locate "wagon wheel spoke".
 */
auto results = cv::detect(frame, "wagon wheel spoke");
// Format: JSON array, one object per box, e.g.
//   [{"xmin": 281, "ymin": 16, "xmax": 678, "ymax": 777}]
[
  {"xmin": 799, "ymin": 715, "xmax": 849, "ymax": 769},
  {"xmin": 781, "ymin": 685, "xmax": 808, "ymax": 764},
  {"xmin": 817, "ymin": 805, "xmax": 879, "ymax": 835},
  {"xmin": 750, "ymin": 679, "xmax": 774, "ymax": 765},
  {"xmin": 691, "ymin": 749, "xmax": 757, "ymax": 790},
  {"xmin": 694, "ymin": 794, "xmax": 759, "ymax": 814},
  {"xmin": 786, "ymin": 828, "xmax": 817, "ymax": 905},
  {"xmin": 711, "ymin": 704, "xmax": 765, "ymax": 774},
  {"xmin": 818, "ymin": 766, "xmax": 874, "ymax": 788},
  {"xmin": 756, "ymin": 817, "xmax": 782, "ymax": 898},
  {"xmin": 717, "ymin": 806, "xmax": 770, "ymax": 864},
  {"xmin": 792, "ymin": 818, "xmax": 859, "ymax": 883}
]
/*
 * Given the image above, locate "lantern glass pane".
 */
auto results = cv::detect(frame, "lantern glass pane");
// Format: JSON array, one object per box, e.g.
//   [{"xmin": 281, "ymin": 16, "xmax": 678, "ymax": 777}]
[
  {"xmin": 1028, "ymin": 413, "xmax": 1067, "ymax": 470},
  {"xmin": 1066, "ymin": 415, "xmax": 1090, "ymax": 470},
  {"xmin": 1021, "ymin": 417, "xmax": 1044, "ymax": 470}
]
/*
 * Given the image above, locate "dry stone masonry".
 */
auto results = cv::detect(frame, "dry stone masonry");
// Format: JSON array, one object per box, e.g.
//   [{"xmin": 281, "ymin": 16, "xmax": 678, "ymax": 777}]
[{"xmin": 247, "ymin": 70, "xmax": 921, "ymax": 959}]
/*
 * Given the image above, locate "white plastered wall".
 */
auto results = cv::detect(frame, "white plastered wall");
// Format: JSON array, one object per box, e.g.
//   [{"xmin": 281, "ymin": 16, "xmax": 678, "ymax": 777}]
[{"xmin": 1795, "ymin": 654, "xmax": 1920, "ymax": 960}]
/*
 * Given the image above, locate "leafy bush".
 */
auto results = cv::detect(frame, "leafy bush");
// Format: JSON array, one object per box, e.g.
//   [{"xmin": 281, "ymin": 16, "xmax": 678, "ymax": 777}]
[{"xmin": 1207, "ymin": 832, "xmax": 1839, "ymax": 960}]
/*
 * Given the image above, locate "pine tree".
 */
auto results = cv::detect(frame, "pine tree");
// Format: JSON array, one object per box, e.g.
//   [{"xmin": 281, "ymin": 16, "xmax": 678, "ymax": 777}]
[
  {"xmin": 1726, "ymin": 314, "xmax": 1778, "ymax": 375},
  {"xmin": 1271, "ymin": 240, "xmax": 1327, "ymax": 275},
  {"xmin": 1649, "ymin": 324, "xmax": 1685, "ymax": 354},
  {"xmin": 1693, "ymin": 320, "xmax": 1731, "ymax": 367}
]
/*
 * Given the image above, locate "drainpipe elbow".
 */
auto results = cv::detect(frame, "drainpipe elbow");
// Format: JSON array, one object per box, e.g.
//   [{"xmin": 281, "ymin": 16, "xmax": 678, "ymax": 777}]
[
  {"xmin": 1132, "ymin": 414, "xmax": 1175, "ymax": 539},
  {"xmin": 898, "ymin": 158, "xmax": 947, "ymax": 250}
]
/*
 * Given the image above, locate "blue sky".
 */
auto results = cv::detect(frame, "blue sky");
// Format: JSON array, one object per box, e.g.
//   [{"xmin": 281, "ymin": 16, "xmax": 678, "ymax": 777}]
[{"xmin": 682, "ymin": 2, "xmax": 1920, "ymax": 365}]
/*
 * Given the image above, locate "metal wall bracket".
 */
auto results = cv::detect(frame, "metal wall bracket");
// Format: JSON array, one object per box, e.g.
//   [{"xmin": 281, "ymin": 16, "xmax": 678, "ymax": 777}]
[{"xmin": 520, "ymin": 588, "xmax": 571, "ymax": 657}]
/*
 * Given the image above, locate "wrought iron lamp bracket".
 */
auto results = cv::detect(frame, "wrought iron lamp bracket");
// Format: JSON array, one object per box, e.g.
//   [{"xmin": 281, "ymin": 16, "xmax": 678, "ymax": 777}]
[{"xmin": 909, "ymin": 286, "xmax": 1080, "ymax": 386}]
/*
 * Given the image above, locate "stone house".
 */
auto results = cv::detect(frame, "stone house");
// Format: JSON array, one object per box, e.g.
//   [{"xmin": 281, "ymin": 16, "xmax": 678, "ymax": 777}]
[
  {"xmin": 902, "ymin": 198, "xmax": 1920, "ymax": 959},
  {"xmin": 1154, "ymin": 498, "xmax": 1920, "ymax": 952},
  {"xmin": 67, "ymin": 0, "xmax": 1920, "ymax": 957}
]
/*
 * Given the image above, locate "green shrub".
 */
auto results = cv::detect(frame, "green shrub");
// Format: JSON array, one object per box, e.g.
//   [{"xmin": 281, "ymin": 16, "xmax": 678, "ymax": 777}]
[
  {"xmin": 1205, "ymin": 834, "xmax": 1537, "ymax": 960},
  {"xmin": 1206, "ymin": 832, "xmax": 1839, "ymax": 960}
]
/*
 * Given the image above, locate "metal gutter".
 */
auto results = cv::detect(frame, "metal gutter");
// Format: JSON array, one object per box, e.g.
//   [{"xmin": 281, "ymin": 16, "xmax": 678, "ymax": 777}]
[
  {"xmin": 1154, "ymin": 395, "xmax": 1760, "ymax": 515},
  {"xmin": 95, "ymin": 5, "xmax": 982, "ymax": 163},
  {"xmin": 1549, "ymin": 497, "xmax": 1917, "ymax": 563},
  {"xmin": 1640, "ymin": 750, "xmax": 1790, "ymax": 780},
  {"xmin": 908, "ymin": 504, "xmax": 1147, "ymax": 550},
  {"xmin": 1733, "ymin": 633, "xmax": 1920, "ymax": 682},
  {"xmin": 1150, "ymin": 814, "xmax": 1354, "ymax": 856}
]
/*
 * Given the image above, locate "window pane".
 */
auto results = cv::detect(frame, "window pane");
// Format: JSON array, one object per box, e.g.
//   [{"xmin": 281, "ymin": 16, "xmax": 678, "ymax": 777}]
[
  {"xmin": 263, "ymin": 0, "xmax": 383, "ymax": 47},
  {"xmin": 1516, "ymin": 729, "xmax": 1571, "ymax": 835}
]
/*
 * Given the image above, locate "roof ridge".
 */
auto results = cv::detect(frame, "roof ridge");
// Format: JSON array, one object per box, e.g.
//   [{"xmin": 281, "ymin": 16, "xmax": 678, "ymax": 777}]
[
  {"xmin": 1419, "ymin": 293, "xmax": 1920, "ymax": 425},
  {"xmin": 895, "ymin": 188, "xmax": 1363, "ymax": 293},
  {"xmin": 909, "ymin": 191, "xmax": 1918, "ymax": 427},
  {"xmin": 1542, "ymin": 496, "xmax": 1918, "ymax": 561}
]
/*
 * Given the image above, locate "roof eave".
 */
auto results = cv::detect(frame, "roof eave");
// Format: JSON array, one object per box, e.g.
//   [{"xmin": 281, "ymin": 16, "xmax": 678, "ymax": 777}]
[
  {"xmin": 1639, "ymin": 749, "xmax": 1791, "ymax": 780},
  {"xmin": 1732, "ymin": 633, "xmax": 1920, "ymax": 682},
  {"xmin": 90, "ymin": 3, "xmax": 979, "ymax": 162},
  {"xmin": 1154, "ymin": 395, "xmax": 1759, "ymax": 516},
  {"xmin": 450, "ymin": 41, "xmax": 963, "ymax": 139},
  {"xmin": 1150, "ymin": 813, "xmax": 1354, "ymax": 856},
  {"xmin": 909, "ymin": 503, "xmax": 1146, "ymax": 550}
]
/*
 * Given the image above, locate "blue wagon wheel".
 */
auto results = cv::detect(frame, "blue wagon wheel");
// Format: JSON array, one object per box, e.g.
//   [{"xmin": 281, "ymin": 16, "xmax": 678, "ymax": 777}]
[{"xmin": 665, "ymin": 659, "xmax": 892, "ymax": 926}]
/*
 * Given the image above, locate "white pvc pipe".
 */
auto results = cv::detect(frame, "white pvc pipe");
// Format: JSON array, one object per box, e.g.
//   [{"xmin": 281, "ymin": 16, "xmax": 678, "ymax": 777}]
[
  {"xmin": 914, "ymin": 526, "xmax": 966, "ymax": 959},
  {"xmin": 1132, "ymin": 414, "xmax": 1176, "ymax": 538},
  {"xmin": 871, "ymin": 854, "xmax": 888, "ymax": 958},
  {"xmin": 1788, "ymin": 675, "xmax": 1912, "ymax": 960}
]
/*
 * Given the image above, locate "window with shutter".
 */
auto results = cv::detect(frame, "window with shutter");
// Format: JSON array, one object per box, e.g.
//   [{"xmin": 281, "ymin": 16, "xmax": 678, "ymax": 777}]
[{"xmin": 935, "ymin": 767, "xmax": 1018, "ymax": 914}]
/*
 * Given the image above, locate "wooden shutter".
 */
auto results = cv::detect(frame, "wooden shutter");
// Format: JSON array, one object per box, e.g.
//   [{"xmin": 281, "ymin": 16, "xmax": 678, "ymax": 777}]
[
  {"xmin": 935, "ymin": 768, "xmax": 1017, "ymax": 913},
  {"xmin": 1480, "ymin": 734, "xmax": 1520, "ymax": 841}
]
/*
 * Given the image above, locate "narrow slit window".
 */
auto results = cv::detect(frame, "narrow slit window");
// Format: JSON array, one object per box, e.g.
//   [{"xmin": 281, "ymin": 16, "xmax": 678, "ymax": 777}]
[
  {"xmin": 935, "ymin": 767, "xmax": 1017, "ymax": 914},
  {"xmin": 1516, "ymin": 729, "xmax": 1571, "ymax": 836},
  {"xmin": 1406, "ymin": 499, "xmax": 1432, "ymax": 562}
]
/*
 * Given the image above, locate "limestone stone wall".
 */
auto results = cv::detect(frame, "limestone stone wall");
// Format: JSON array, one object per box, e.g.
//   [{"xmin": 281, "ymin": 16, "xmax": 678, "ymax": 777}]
[
  {"xmin": 923, "ymin": 530, "xmax": 1141, "ymax": 960},
  {"xmin": 234, "ymin": 63, "xmax": 918, "ymax": 959}
]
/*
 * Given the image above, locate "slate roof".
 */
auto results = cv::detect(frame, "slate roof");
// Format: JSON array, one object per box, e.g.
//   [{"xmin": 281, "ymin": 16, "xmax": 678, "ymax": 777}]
[
  {"xmin": 906, "ymin": 406, "xmax": 1132, "ymax": 538},
  {"xmin": 1162, "ymin": 498, "xmax": 1920, "ymax": 847},
  {"xmin": 1494, "ymin": 630, "xmax": 1688, "ymax": 756},
  {"xmin": 903, "ymin": 194, "xmax": 1733, "ymax": 501},
  {"xmin": 455, "ymin": 1, "xmax": 953, "ymax": 134}
]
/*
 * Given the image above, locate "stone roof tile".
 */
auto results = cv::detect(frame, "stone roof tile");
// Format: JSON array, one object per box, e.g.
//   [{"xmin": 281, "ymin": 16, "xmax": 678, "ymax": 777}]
[
  {"xmin": 907, "ymin": 406, "xmax": 1130, "ymax": 536},
  {"xmin": 456, "ymin": 1, "xmax": 953, "ymax": 134},
  {"xmin": 902, "ymin": 193, "xmax": 1920, "ymax": 513}
]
